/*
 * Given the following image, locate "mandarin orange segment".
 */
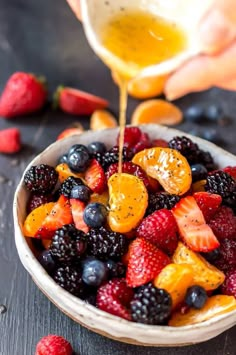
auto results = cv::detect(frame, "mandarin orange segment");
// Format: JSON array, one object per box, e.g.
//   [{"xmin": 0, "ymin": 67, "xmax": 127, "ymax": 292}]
[
  {"xmin": 192, "ymin": 179, "xmax": 206, "ymax": 192},
  {"xmin": 172, "ymin": 242, "xmax": 225, "ymax": 291},
  {"xmin": 131, "ymin": 99, "xmax": 183, "ymax": 126},
  {"xmin": 55, "ymin": 163, "xmax": 84, "ymax": 183},
  {"xmin": 107, "ymin": 173, "xmax": 148, "ymax": 233},
  {"xmin": 153, "ymin": 263, "xmax": 194, "ymax": 309},
  {"xmin": 132, "ymin": 147, "xmax": 192, "ymax": 195},
  {"xmin": 169, "ymin": 295, "xmax": 236, "ymax": 326},
  {"xmin": 23, "ymin": 202, "xmax": 55, "ymax": 237},
  {"xmin": 89, "ymin": 191, "xmax": 109, "ymax": 206},
  {"xmin": 90, "ymin": 109, "xmax": 117, "ymax": 130}
]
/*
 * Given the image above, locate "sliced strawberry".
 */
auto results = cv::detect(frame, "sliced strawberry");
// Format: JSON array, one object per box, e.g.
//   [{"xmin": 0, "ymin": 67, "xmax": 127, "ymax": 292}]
[
  {"xmin": 84, "ymin": 159, "xmax": 106, "ymax": 194},
  {"xmin": 193, "ymin": 192, "xmax": 222, "ymax": 222},
  {"xmin": 126, "ymin": 237, "xmax": 170, "ymax": 287},
  {"xmin": 70, "ymin": 198, "xmax": 89, "ymax": 233},
  {"xmin": 35, "ymin": 195, "xmax": 73, "ymax": 239},
  {"xmin": 55, "ymin": 86, "xmax": 108, "ymax": 116},
  {"xmin": 172, "ymin": 196, "xmax": 220, "ymax": 252}
]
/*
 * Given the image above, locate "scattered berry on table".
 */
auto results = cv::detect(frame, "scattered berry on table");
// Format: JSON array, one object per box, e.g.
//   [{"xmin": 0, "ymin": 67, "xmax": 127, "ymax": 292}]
[
  {"xmin": 50, "ymin": 224, "xmax": 87, "ymax": 262},
  {"xmin": 54, "ymin": 265, "xmax": 85, "ymax": 298},
  {"xmin": 38, "ymin": 250, "xmax": 56, "ymax": 275},
  {"xmin": 87, "ymin": 141, "xmax": 107, "ymax": 155},
  {"xmin": 193, "ymin": 191, "xmax": 222, "ymax": 222},
  {"xmin": 59, "ymin": 176, "xmax": 84, "ymax": 197},
  {"xmin": 184, "ymin": 105, "xmax": 204, "ymax": 123},
  {"xmin": 131, "ymin": 283, "xmax": 172, "ymax": 325},
  {"xmin": 96, "ymin": 278, "xmax": 134, "ymax": 320},
  {"xmin": 221, "ymin": 270, "xmax": 236, "ymax": 298},
  {"xmin": 83, "ymin": 203, "xmax": 108, "ymax": 228},
  {"xmin": 191, "ymin": 164, "xmax": 208, "ymax": 182},
  {"xmin": 105, "ymin": 260, "xmax": 126, "ymax": 279},
  {"xmin": 82, "ymin": 257, "xmax": 108, "ymax": 287},
  {"xmin": 27, "ymin": 193, "xmax": 54, "ymax": 213},
  {"xmin": 87, "ymin": 227, "xmax": 128, "ymax": 261},
  {"xmin": 24, "ymin": 164, "xmax": 58, "ymax": 194},
  {"xmin": 0, "ymin": 128, "xmax": 21, "ymax": 154},
  {"xmin": 209, "ymin": 206, "xmax": 236, "ymax": 240},
  {"xmin": 146, "ymin": 192, "xmax": 180, "ymax": 216},
  {"xmin": 70, "ymin": 184, "xmax": 91, "ymax": 203},
  {"xmin": 185, "ymin": 285, "xmax": 208, "ymax": 309},
  {"xmin": 35, "ymin": 334, "xmax": 73, "ymax": 355},
  {"xmin": 67, "ymin": 144, "xmax": 91, "ymax": 172}
]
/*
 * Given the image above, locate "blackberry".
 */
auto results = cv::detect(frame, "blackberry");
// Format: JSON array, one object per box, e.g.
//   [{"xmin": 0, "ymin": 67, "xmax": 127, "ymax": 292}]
[
  {"xmin": 195, "ymin": 149, "xmax": 216, "ymax": 171},
  {"xmin": 54, "ymin": 265, "xmax": 85, "ymax": 298},
  {"xmin": 205, "ymin": 171, "xmax": 236, "ymax": 207},
  {"xmin": 24, "ymin": 164, "xmax": 58, "ymax": 193},
  {"xmin": 105, "ymin": 260, "xmax": 126, "ymax": 278},
  {"xmin": 146, "ymin": 192, "xmax": 180, "ymax": 215},
  {"xmin": 168, "ymin": 136, "xmax": 199, "ymax": 164},
  {"xmin": 95, "ymin": 146, "xmax": 133, "ymax": 170},
  {"xmin": 27, "ymin": 193, "xmax": 54, "ymax": 213},
  {"xmin": 59, "ymin": 176, "xmax": 84, "ymax": 197},
  {"xmin": 87, "ymin": 226, "xmax": 128, "ymax": 260},
  {"xmin": 50, "ymin": 224, "xmax": 87, "ymax": 262},
  {"xmin": 131, "ymin": 283, "xmax": 172, "ymax": 325}
]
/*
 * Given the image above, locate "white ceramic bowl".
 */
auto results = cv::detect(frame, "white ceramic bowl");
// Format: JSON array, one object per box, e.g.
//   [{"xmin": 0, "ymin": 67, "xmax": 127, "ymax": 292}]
[{"xmin": 13, "ymin": 124, "xmax": 236, "ymax": 346}]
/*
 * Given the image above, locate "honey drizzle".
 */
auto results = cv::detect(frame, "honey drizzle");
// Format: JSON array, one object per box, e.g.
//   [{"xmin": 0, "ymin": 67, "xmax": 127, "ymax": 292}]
[{"xmin": 118, "ymin": 77, "xmax": 128, "ymax": 174}]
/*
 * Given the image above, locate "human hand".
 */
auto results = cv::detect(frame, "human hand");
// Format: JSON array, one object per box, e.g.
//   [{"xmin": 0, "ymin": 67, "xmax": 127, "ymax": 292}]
[{"xmin": 164, "ymin": 0, "xmax": 236, "ymax": 100}]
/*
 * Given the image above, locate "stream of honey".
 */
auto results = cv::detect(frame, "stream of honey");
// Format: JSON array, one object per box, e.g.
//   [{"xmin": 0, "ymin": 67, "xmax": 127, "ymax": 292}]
[{"xmin": 100, "ymin": 10, "xmax": 187, "ymax": 173}]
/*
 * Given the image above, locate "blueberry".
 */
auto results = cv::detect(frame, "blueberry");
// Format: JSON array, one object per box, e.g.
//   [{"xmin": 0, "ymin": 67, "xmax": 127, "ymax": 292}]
[
  {"xmin": 191, "ymin": 164, "xmax": 208, "ymax": 182},
  {"xmin": 184, "ymin": 105, "xmax": 204, "ymax": 123},
  {"xmin": 58, "ymin": 154, "xmax": 68, "ymax": 164},
  {"xmin": 201, "ymin": 248, "xmax": 220, "ymax": 263},
  {"xmin": 68, "ymin": 144, "xmax": 91, "ymax": 172},
  {"xmin": 204, "ymin": 105, "xmax": 224, "ymax": 122},
  {"xmin": 38, "ymin": 250, "xmax": 56, "ymax": 275},
  {"xmin": 70, "ymin": 185, "xmax": 91, "ymax": 203},
  {"xmin": 185, "ymin": 286, "xmax": 208, "ymax": 309},
  {"xmin": 88, "ymin": 141, "xmax": 107, "ymax": 155},
  {"xmin": 105, "ymin": 260, "xmax": 126, "ymax": 278},
  {"xmin": 82, "ymin": 258, "xmax": 108, "ymax": 287},
  {"xmin": 83, "ymin": 203, "xmax": 107, "ymax": 228},
  {"xmin": 201, "ymin": 129, "xmax": 223, "ymax": 144}
]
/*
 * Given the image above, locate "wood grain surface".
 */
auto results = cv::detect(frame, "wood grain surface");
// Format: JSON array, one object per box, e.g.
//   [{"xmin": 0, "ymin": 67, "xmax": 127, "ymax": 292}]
[{"xmin": 0, "ymin": 0, "xmax": 236, "ymax": 354}]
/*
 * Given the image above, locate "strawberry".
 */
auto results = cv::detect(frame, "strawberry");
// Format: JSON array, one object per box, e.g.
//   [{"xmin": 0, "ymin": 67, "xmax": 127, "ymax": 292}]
[
  {"xmin": 106, "ymin": 161, "xmax": 159, "ymax": 192},
  {"xmin": 70, "ymin": 198, "xmax": 89, "ymax": 233},
  {"xmin": 0, "ymin": 72, "xmax": 46, "ymax": 118},
  {"xmin": 221, "ymin": 269, "xmax": 236, "ymax": 298},
  {"xmin": 126, "ymin": 237, "xmax": 170, "ymax": 287},
  {"xmin": 54, "ymin": 86, "xmax": 108, "ymax": 116},
  {"xmin": 152, "ymin": 139, "xmax": 169, "ymax": 148},
  {"xmin": 96, "ymin": 278, "xmax": 134, "ymax": 320},
  {"xmin": 223, "ymin": 166, "xmax": 236, "ymax": 180},
  {"xmin": 209, "ymin": 206, "xmax": 236, "ymax": 240},
  {"xmin": 35, "ymin": 334, "xmax": 73, "ymax": 355},
  {"xmin": 193, "ymin": 192, "xmax": 222, "ymax": 222},
  {"xmin": 35, "ymin": 195, "xmax": 73, "ymax": 239},
  {"xmin": 172, "ymin": 196, "xmax": 220, "ymax": 252},
  {"xmin": 117, "ymin": 126, "xmax": 142, "ymax": 149},
  {"xmin": 57, "ymin": 127, "xmax": 83, "ymax": 140},
  {"xmin": 136, "ymin": 209, "xmax": 178, "ymax": 255},
  {"xmin": 84, "ymin": 159, "xmax": 106, "ymax": 194},
  {"xmin": 0, "ymin": 128, "xmax": 21, "ymax": 153}
]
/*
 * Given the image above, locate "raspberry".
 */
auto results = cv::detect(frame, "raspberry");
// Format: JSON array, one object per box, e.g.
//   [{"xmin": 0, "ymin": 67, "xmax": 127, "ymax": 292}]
[
  {"xmin": 95, "ymin": 146, "xmax": 133, "ymax": 170},
  {"xmin": 146, "ymin": 192, "xmax": 180, "ymax": 215},
  {"xmin": 136, "ymin": 209, "xmax": 178, "ymax": 255},
  {"xmin": 106, "ymin": 161, "xmax": 158, "ymax": 191},
  {"xmin": 54, "ymin": 265, "xmax": 85, "ymax": 297},
  {"xmin": 27, "ymin": 193, "xmax": 54, "ymax": 213},
  {"xmin": 35, "ymin": 334, "xmax": 73, "ymax": 355},
  {"xmin": 223, "ymin": 166, "xmax": 236, "ymax": 180},
  {"xmin": 0, "ymin": 127, "xmax": 21, "ymax": 153},
  {"xmin": 152, "ymin": 139, "xmax": 168, "ymax": 148},
  {"xmin": 221, "ymin": 269, "xmax": 236, "ymax": 298},
  {"xmin": 132, "ymin": 132, "xmax": 152, "ymax": 154},
  {"xmin": 168, "ymin": 136, "xmax": 199, "ymax": 164},
  {"xmin": 214, "ymin": 239, "xmax": 236, "ymax": 273},
  {"xmin": 24, "ymin": 164, "xmax": 58, "ymax": 194},
  {"xmin": 87, "ymin": 227, "xmax": 128, "ymax": 260},
  {"xmin": 50, "ymin": 224, "xmax": 87, "ymax": 262},
  {"xmin": 131, "ymin": 283, "xmax": 172, "ymax": 325},
  {"xmin": 117, "ymin": 126, "xmax": 142, "ymax": 149},
  {"xmin": 59, "ymin": 176, "xmax": 84, "ymax": 197},
  {"xmin": 96, "ymin": 278, "xmax": 134, "ymax": 320},
  {"xmin": 209, "ymin": 206, "xmax": 236, "ymax": 240}
]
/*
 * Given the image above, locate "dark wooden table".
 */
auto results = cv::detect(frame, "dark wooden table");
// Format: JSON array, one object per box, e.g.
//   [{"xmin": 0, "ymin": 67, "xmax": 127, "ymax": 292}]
[{"xmin": 0, "ymin": 1, "xmax": 236, "ymax": 354}]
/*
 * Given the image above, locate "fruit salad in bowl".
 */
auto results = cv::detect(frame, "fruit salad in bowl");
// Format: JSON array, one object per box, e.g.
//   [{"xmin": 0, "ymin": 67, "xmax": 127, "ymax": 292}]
[{"xmin": 13, "ymin": 124, "xmax": 236, "ymax": 346}]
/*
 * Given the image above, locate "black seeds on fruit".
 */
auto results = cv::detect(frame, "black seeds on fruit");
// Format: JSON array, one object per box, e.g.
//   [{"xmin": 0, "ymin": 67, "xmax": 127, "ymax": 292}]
[
  {"xmin": 54, "ymin": 265, "xmax": 85, "ymax": 298},
  {"xmin": 24, "ymin": 164, "xmax": 58, "ymax": 193},
  {"xmin": 205, "ymin": 171, "xmax": 236, "ymax": 199},
  {"xmin": 146, "ymin": 192, "xmax": 180, "ymax": 215},
  {"xmin": 59, "ymin": 176, "xmax": 84, "ymax": 197}
]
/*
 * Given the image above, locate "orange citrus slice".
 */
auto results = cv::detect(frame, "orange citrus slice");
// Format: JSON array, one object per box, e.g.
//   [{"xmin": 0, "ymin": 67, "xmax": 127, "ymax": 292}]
[
  {"xmin": 131, "ymin": 99, "xmax": 183, "ymax": 126},
  {"xmin": 132, "ymin": 147, "xmax": 192, "ymax": 195},
  {"xmin": 55, "ymin": 163, "xmax": 84, "ymax": 183},
  {"xmin": 90, "ymin": 109, "xmax": 117, "ymax": 130},
  {"xmin": 108, "ymin": 173, "xmax": 148, "ymax": 233},
  {"xmin": 23, "ymin": 202, "xmax": 55, "ymax": 237}
]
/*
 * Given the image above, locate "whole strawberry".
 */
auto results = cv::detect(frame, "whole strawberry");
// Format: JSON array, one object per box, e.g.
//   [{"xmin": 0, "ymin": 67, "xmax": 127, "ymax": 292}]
[
  {"xmin": 0, "ymin": 128, "xmax": 21, "ymax": 153},
  {"xmin": 0, "ymin": 72, "xmax": 47, "ymax": 118},
  {"xmin": 35, "ymin": 334, "xmax": 73, "ymax": 355}
]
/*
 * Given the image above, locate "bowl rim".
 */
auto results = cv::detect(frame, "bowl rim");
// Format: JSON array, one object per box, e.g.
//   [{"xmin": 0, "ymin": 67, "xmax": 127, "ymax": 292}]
[{"xmin": 13, "ymin": 124, "xmax": 236, "ymax": 345}]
